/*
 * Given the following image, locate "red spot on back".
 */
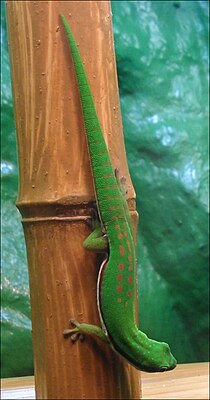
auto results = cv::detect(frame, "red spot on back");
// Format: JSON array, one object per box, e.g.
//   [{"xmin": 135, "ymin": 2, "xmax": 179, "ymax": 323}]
[
  {"xmin": 118, "ymin": 233, "xmax": 123, "ymax": 240},
  {"xmin": 117, "ymin": 214, "xmax": 123, "ymax": 219},
  {"xmin": 128, "ymin": 276, "xmax": 132, "ymax": 284},
  {"xmin": 128, "ymin": 255, "xmax": 132, "ymax": 262},
  {"xmin": 118, "ymin": 274, "xmax": 123, "ymax": 281},
  {"xmin": 117, "ymin": 285, "xmax": 123, "ymax": 293},
  {"xmin": 115, "ymin": 225, "xmax": 120, "ymax": 231},
  {"xmin": 128, "ymin": 265, "xmax": 133, "ymax": 271},
  {"xmin": 118, "ymin": 263, "xmax": 124, "ymax": 270},
  {"xmin": 119, "ymin": 245, "xmax": 125, "ymax": 256},
  {"xmin": 103, "ymin": 173, "xmax": 113, "ymax": 179},
  {"xmin": 128, "ymin": 291, "xmax": 132, "ymax": 298}
]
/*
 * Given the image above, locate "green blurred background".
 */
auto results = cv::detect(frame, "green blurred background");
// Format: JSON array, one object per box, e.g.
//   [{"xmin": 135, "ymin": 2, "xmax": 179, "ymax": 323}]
[{"xmin": 1, "ymin": 1, "xmax": 209, "ymax": 378}]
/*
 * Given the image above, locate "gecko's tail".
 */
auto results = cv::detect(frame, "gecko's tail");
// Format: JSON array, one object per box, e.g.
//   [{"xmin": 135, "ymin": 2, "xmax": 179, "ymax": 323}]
[
  {"xmin": 60, "ymin": 14, "xmax": 122, "ymax": 222},
  {"xmin": 60, "ymin": 14, "xmax": 111, "ymax": 167}
]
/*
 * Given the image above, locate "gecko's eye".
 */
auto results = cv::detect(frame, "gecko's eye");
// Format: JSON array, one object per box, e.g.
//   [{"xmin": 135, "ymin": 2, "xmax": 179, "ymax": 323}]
[{"xmin": 160, "ymin": 366, "xmax": 167, "ymax": 372}]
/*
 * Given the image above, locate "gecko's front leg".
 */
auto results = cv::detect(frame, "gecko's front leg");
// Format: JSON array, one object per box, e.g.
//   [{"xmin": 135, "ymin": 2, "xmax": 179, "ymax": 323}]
[{"xmin": 63, "ymin": 320, "xmax": 109, "ymax": 344}]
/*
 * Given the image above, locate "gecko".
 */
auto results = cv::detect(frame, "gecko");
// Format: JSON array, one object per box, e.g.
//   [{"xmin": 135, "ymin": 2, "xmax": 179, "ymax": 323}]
[{"xmin": 60, "ymin": 14, "xmax": 177, "ymax": 373}]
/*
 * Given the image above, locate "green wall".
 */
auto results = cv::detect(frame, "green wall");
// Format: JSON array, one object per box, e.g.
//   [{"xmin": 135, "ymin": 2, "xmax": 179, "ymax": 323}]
[{"xmin": 1, "ymin": 1, "xmax": 209, "ymax": 377}]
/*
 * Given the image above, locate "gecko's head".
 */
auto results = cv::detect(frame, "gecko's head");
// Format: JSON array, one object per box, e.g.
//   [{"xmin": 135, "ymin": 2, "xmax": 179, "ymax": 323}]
[
  {"xmin": 134, "ymin": 339, "xmax": 177, "ymax": 372},
  {"xmin": 135, "ymin": 340, "xmax": 177, "ymax": 373}
]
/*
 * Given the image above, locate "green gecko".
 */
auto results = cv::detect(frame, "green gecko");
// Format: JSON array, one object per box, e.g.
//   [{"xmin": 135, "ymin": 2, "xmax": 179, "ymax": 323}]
[{"xmin": 60, "ymin": 14, "xmax": 177, "ymax": 373}]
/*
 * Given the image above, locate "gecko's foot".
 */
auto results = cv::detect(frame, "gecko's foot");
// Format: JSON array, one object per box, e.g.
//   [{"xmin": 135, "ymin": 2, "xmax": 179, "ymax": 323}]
[
  {"xmin": 115, "ymin": 168, "xmax": 128, "ymax": 196},
  {"xmin": 63, "ymin": 320, "xmax": 109, "ymax": 344},
  {"xmin": 63, "ymin": 319, "xmax": 85, "ymax": 343}
]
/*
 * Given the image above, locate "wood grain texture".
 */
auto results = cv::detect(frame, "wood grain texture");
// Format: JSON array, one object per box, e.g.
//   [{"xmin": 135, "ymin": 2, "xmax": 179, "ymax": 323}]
[
  {"xmin": 1, "ymin": 363, "xmax": 209, "ymax": 399},
  {"xmin": 141, "ymin": 362, "xmax": 209, "ymax": 399},
  {"xmin": 6, "ymin": 1, "xmax": 140, "ymax": 399}
]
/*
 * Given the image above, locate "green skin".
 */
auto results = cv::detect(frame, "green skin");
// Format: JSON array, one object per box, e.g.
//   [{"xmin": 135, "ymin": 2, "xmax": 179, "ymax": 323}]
[{"xmin": 60, "ymin": 14, "xmax": 177, "ymax": 373}]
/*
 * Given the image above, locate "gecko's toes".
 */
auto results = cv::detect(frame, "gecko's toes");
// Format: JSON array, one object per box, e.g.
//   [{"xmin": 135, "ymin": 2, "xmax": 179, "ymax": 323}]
[
  {"xmin": 114, "ymin": 167, "xmax": 120, "ymax": 178},
  {"xmin": 63, "ymin": 319, "xmax": 84, "ymax": 343},
  {"xmin": 63, "ymin": 329, "xmax": 77, "ymax": 339},
  {"xmin": 63, "ymin": 326, "xmax": 84, "ymax": 343},
  {"xmin": 70, "ymin": 319, "xmax": 80, "ymax": 328},
  {"xmin": 120, "ymin": 176, "xmax": 128, "ymax": 194},
  {"xmin": 70, "ymin": 332, "xmax": 81, "ymax": 343},
  {"xmin": 120, "ymin": 176, "xmax": 126, "ymax": 185},
  {"xmin": 114, "ymin": 168, "xmax": 128, "ymax": 196},
  {"xmin": 63, "ymin": 329, "xmax": 71, "ymax": 337}
]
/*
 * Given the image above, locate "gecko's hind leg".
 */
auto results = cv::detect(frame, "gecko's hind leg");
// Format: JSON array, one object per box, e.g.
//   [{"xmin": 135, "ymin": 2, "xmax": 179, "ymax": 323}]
[
  {"xmin": 83, "ymin": 226, "xmax": 108, "ymax": 252},
  {"xmin": 63, "ymin": 319, "xmax": 109, "ymax": 344}
]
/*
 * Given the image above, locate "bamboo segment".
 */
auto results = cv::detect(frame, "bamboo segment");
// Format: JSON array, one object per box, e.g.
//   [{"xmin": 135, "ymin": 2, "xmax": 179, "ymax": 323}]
[{"xmin": 6, "ymin": 1, "xmax": 141, "ymax": 399}]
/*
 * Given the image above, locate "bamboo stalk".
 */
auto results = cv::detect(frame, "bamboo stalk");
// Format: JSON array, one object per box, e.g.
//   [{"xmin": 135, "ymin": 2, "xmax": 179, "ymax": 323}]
[{"xmin": 6, "ymin": 1, "xmax": 141, "ymax": 399}]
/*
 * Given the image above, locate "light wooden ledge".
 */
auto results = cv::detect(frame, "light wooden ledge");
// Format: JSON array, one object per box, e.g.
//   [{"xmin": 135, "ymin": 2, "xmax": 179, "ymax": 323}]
[{"xmin": 1, "ymin": 363, "xmax": 209, "ymax": 399}]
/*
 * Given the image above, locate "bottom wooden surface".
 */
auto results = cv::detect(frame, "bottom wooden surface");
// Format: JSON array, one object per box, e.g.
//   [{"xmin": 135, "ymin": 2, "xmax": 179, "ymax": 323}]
[
  {"xmin": 141, "ymin": 362, "xmax": 209, "ymax": 399},
  {"xmin": 1, "ymin": 363, "xmax": 209, "ymax": 399}
]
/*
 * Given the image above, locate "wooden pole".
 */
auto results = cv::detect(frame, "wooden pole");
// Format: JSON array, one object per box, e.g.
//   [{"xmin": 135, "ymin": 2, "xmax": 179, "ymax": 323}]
[{"xmin": 6, "ymin": 1, "xmax": 141, "ymax": 399}]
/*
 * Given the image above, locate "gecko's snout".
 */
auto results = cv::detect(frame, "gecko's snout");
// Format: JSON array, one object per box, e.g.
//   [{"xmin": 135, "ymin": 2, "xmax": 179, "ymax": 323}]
[
  {"xmin": 168, "ymin": 353, "xmax": 177, "ymax": 370},
  {"xmin": 161, "ymin": 343, "xmax": 177, "ymax": 371}
]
